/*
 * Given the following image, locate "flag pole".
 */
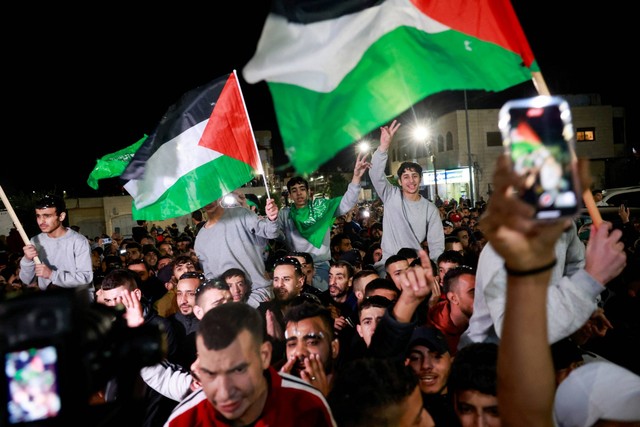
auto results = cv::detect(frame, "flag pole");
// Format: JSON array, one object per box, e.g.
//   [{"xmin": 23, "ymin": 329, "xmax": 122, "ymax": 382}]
[
  {"xmin": 233, "ymin": 69, "xmax": 272, "ymax": 200},
  {"xmin": 531, "ymin": 71, "xmax": 602, "ymax": 228},
  {"xmin": 0, "ymin": 185, "xmax": 41, "ymax": 264}
]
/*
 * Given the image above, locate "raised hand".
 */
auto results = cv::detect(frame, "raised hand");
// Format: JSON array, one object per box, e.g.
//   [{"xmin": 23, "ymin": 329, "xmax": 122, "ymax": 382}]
[
  {"xmin": 265, "ymin": 198, "xmax": 279, "ymax": 221},
  {"xmin": 378, "ymin": 120, "xmax": 401, "ymax": 152},
  {"xmin": 352, "ymin": 151, "xmax": 372, "ymax": 181}
]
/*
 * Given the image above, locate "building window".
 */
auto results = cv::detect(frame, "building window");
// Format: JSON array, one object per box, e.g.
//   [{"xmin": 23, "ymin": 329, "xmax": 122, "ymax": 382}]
[
  {"xmin": 437, "ymin": 136, "xmax": 445, "ymax": 152},
  {"xmin": 576, "ymin": 127, "xmax": 596, "ymax": 142},
  {"xmin": 446, "ymin": 132, "xmax": 453, "ymax": 150},
  {"xmin": 486, "ymin": 131, "xmax": 502, "ymax": 147}
]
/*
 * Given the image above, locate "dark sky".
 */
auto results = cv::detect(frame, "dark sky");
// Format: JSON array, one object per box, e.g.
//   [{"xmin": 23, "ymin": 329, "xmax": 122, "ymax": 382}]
[{"xmin": 2, "ymin": 2, "xmax": 633, "ymax": 198}]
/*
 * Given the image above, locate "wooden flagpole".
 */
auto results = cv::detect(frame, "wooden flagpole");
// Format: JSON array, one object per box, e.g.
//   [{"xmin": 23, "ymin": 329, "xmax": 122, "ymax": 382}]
[
  {"xmin": 0, "ymin": 185, "xmax": 41, "ymax": 264},
  {"xmin": 532, "ymin": 72, "xmax": 602, "ymax": 227}
]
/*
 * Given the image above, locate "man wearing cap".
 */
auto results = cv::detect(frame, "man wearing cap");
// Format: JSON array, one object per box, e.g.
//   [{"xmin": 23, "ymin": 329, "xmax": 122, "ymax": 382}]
[
  {"xmin": 442, "ymin": 220, "xmax": 454, "ymax": 236},
  {"xmin": 405, "ymin": 326, "xmax": 459, "ymax": 427},
  {"xmin": 369, "ymin": 120, "xmax": 444, "ymax": 278}
]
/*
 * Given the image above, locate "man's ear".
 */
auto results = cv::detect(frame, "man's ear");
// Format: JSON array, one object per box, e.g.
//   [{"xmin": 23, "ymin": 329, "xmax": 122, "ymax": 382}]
[
  {"xmin": 59, "ymin": 212, "xmax": 66, "ymax": 222},
  {"xmin": 260, "ymin": 340, "xmax": 272, "ymax": 369},
  {"xmin": 193, "ymin": 304, "xmax": 204, "ymax": 320},
  {"xmin": 447, "ymin": 291, "xmax": 458, "ymax": 305},
  {"xmin": 133, "ymin": 288, "xmax": 143, "ymax": 300},
  {"xmin": 331, "ymin": 338, "xmax": 340, "ymax": 360}
]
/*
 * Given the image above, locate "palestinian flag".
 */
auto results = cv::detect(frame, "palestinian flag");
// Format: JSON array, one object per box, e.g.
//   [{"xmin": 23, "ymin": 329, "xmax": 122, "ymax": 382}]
[
  {"xmin": 243, "ymin": 0, "xmax": 539, "ymax": 175},
  {"xmin": 122, "ymin": 71, "xmax": 260, "ymax": 221}
]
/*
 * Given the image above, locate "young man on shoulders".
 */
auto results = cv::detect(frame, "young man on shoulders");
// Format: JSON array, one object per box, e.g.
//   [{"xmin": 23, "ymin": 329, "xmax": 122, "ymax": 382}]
[{"xmin": 369, "ymin": 120, "xmax": 444, "ymax": 276}]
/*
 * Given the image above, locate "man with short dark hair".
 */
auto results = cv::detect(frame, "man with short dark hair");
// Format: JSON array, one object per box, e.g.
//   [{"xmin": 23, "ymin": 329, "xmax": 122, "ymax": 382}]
[
  {"xmin": 20, "ymin": 195, "xmax": 94, "ymax": 298},
  {"xmin": 369, "ymin": 120, "xmax": 444, "ymax": 275},
  {"xmin": 280, "ymin": 301, "xmax": 340, "ymax": 396},
  {"xmin": 165, "ymin": 303, "xmax": 336, "ymax": 426},
  {"xmin": 277, "ymin": 153, "xmax": 370, "ymax": 285},
  {"xmin": 329, "ymin": 357, "xmax": 435, "ymax": 427}
]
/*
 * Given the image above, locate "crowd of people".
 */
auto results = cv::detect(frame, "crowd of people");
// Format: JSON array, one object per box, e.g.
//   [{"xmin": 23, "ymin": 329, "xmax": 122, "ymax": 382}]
[{"xmin": 1, "ymin": 120, "xmax": 639, "ymax": 426}]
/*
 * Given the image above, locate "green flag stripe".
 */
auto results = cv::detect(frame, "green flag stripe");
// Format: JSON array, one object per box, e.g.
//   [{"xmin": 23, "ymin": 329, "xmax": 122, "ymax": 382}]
[
  {"xmin": 132, "ymin": 155, "xmax": 254, "ymax": 221},
  {"xmin": 269, "ymin": 27, "xmax": 534, "ymax": 174}
]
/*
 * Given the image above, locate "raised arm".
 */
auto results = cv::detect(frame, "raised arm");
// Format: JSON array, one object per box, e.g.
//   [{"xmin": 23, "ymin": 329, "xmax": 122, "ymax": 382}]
[{"xmin": 482, "ymin": 154, "xmax": 567, "ymax": 427}]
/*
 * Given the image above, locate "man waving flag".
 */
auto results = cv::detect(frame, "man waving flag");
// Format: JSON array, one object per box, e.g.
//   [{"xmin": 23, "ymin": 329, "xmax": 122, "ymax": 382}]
[
  {"xmin": 122, "ymin": 70, "xmax": 261, "ymax": 221},
  {"xmin": 243, "ymin": 0, "xmax": 540, "ymax": 175}
]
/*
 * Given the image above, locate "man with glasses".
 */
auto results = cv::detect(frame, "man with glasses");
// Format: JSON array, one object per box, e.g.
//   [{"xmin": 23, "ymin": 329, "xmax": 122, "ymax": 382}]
[{"xmin": 20, "ymin": 194, "xmax": 94, "ymax": 299}]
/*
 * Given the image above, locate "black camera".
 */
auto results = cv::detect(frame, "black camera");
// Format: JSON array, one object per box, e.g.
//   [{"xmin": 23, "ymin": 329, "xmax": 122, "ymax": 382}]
[{"xmin": 0, "ymin": 286, "xmax": 165, "ymax": 426}]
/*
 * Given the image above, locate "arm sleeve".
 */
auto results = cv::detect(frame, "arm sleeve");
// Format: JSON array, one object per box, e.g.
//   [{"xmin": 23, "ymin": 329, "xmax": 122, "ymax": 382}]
[
  {"xmin": 19, "ymin": 253, "xmax": 36, "ymax": 285},
  {"xmin": 425, "ymin": 203, "xmax": 445, "ymax": 261},
  {"xmin": 370, "ymin": 149, "xmax": 394, "ymax": 201},
  {"xmin": 140, "ymin": 360, "xmax": 193, "ymax": 402},
  {"xmin": 486, "ymin": 268, "xmax": 602, "ymax": 344},
  {"xmin": 336, "ymin": 183, "xmax": 362, "ymax": 216}
]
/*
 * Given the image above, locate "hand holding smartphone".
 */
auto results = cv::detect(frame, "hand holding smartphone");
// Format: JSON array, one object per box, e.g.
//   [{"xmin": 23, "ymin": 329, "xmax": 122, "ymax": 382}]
[{"xmin": 498, "ymin": 95, "xmax": 581, "ymax": 220}]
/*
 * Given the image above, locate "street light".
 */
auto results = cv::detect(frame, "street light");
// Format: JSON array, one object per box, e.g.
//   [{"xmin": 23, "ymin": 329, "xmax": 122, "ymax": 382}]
[{"xmin": 411, "ymin": 124, "xmax": 438, "ymax": 199}]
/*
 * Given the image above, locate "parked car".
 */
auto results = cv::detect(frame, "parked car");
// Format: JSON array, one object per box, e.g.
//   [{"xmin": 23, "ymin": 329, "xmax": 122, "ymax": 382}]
[
  {"xmin": 576, "ymin": 186, "xmax": 640, "ymax": 234},
  {"xmin": 600, "ymin": 186, "xmax": 640, "ymax": 207}
]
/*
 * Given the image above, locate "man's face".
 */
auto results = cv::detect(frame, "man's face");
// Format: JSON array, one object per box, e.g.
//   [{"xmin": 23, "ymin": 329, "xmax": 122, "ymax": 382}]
[
  {"xmin": 335, "ymin": 238, "xmax": 353, "ymax": 255},
  {"xmin": 196, "ymin": 288, "xmax": 233, "ymax": 314},
  {"xmin": 127, "ymin": 262, "xmax": 150, "ymax": 282},
  {"xmin": 100, "ymin": 285, "xmax": 141, "ymax": 308},
  {"xmin": 196, "ymin": 330, "xmax": 271, "ymax": 425},
  {"xmin": 399, "ymin": 169, "xmax": 421, "ymax": 196},
  {"xmin": 176, "ymin": 277, "xmax": 200, "ymax": 315},
  {"xmin": 328, "ymin": 265, "xmax": 352, "ymax": 299},
  {"xmin": 386, "ymin": 260, "xmax": 410, "ymax": 290},
  {"xmin": 288, "ymin": 183, "xmax": 309, "ymax": 208},
  {"xmin": 285, "ymin": 317, "xmax": 337, "ymax": 377},
  {"xmin": 288, "ymin": 256, "xmax": 312, "ymax": 284},
  {"xmin": 272, "ymin": 264, "xmax": 304, "ymax": 303},
  {"xmin": 446, "ymin": 242, "xmax": 464, "ymax": 253},
  {"xmin": 143, "ymin": 251, "xmax": 158, "ymax": 267},
  {"xmin": 173, "ymin": 261, "xmax": 196, "ymax": 280},
  {"xmin": 456, "ymin": 230, "xmax": 470, "ymax": 249},
  {"xmin": 438, "ymin": 261, "xmax": 459, "ymax": 283},
  {"xmin": 406, "ymin": 345, "xmax": 452, "ymax": 395},
  {"xmin": 450, "ymin": 274, "xmax": 475, "ymax": 319},
  {"xmin": 443, "ymin": 225, "xmax": 454, "ymax": 235},
  {"xmin": 357, "ymin": 305, "xmax": 386, "ymax": 347},
  {"xmin": 35, "ymin": 207, "xmax": 64, "ymax": 234},
  {"xmin": 454, "ymin": 390, "xmax": 500, "ymax": 427},
  {"xmin": 225, "ymin": 274, "xmax": 249, "ymax": 303},
  {"xmin": 126, "ymin": 247, "xmax": 142, "ymax": 261}
]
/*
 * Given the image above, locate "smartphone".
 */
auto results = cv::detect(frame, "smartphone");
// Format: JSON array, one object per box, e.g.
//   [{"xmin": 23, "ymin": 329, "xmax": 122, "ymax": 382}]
[
  {"xmin": 4, "ymin": 345, "xmax": 61, "ymax": 424},
  {"xmin": 499, "ymin": 95, "xmax": 580, "ymax": 220},
  {"xmin": 101, "ymin": 238, "xmax": 112, "ymax": 245}
]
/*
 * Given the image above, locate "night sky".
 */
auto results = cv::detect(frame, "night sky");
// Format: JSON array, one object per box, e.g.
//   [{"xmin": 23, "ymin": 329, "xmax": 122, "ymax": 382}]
[{"xmin": 3, "ymin": 1, "xmax": 634, "ymax": 198}]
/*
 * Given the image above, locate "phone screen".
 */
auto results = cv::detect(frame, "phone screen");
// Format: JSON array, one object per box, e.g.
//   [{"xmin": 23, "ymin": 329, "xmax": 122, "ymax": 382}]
[
  {"xmin": 4, "ymin": 345, "xmax": 61, "ymax": 424},
  {"xmin": 501, "ymin": 97, "xmax": 579, "ymax": 219}
]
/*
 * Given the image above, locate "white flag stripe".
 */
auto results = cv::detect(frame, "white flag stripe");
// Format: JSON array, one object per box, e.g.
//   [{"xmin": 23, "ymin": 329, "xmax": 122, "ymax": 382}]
[
  {"xmin": 124, "ymin": 119, "xmax": 222, "ymax": 209},
  {"xmin": 243, "ymin": 0, "xmax": 448, "ymax": 92}
]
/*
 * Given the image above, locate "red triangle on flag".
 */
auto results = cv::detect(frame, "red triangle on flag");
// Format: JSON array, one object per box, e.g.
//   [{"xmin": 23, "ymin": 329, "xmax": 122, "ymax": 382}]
[{"xmin": 199, "ymin": 73, "xmax": 260, "ymax": 171}]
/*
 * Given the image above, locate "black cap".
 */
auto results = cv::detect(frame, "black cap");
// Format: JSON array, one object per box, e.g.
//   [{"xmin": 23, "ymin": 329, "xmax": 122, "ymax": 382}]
[{"xmin": 408, "ymin": 326, "xmax": 449, "ymax": 354}]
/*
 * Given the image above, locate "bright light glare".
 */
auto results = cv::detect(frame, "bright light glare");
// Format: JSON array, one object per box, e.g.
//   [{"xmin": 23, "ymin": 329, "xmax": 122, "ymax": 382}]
[
  {"xmin": 412, "ymin": 125, "xmax": 429, "ymax": 142},
  {"xmin": 358, "ymin": 140, "xmax": 370, "ymax": 153}
]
